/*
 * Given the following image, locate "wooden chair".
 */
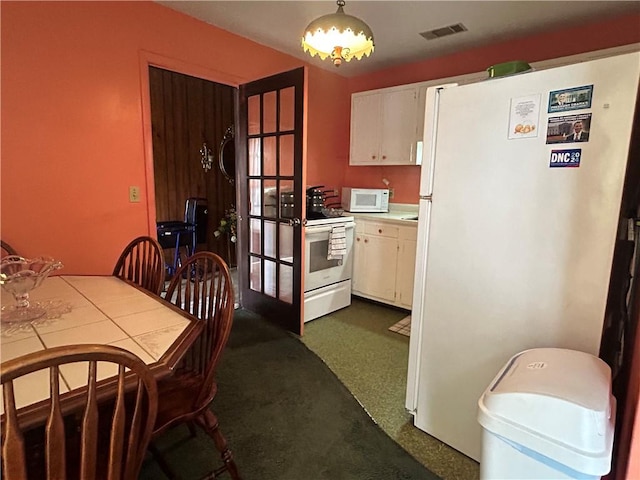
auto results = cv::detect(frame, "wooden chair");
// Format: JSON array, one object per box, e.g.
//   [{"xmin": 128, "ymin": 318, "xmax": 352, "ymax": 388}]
[
  {"xmin": 1, "ymin": 344, "xmax": 158, "ymax": 480},
  {"xmin": 113, "ymin": 236, "xmax": 165, "ymax": 295},
  {"xmin": 1, "ymin": 240, "xmax": 18, "ymax": 257},
  {"xmin": 151, "ymin": 252, "xmax": 240, "ymax": 479}
]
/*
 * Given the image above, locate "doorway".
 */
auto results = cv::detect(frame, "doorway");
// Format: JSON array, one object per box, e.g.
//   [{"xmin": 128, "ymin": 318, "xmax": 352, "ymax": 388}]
[
  {"xmin": 148, "ymin": 66, "xmax": 236, "ymax": 273},
  {"xmin": 145, "ymin": 64, "xmax": 307, "ymax": 333}
]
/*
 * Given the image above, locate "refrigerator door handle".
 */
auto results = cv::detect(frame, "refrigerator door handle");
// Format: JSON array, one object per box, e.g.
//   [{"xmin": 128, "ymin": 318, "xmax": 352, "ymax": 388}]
[
  {"xmin": 420, "ymin": 195, "xmax": 432, "ymax": 200},
  {"xmin": 420, "ymin": 83, "xmax": 457, "ymax": 197}
]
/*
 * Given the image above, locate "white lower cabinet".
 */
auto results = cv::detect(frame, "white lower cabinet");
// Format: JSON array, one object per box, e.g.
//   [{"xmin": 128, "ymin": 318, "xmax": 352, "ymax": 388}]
[
  {"xmin": 352, "ymin": 218, "xmax": 417, "ymax": 309},
  {"xmin": 395, "ymin": 232, "xmax": 417, "ymax": 309}
]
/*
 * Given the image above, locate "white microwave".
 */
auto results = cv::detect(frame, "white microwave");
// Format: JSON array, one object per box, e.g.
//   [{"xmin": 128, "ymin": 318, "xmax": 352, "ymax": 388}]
[{"xmin": 341, "ymin": 188, "xmax": 390, "ymax": 213}]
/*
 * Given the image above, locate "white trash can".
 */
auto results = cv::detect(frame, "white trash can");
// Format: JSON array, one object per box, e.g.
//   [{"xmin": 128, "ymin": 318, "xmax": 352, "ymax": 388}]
[{"xmin": 477, "ymin": 348, "xmax": 615, "ymax": 480}]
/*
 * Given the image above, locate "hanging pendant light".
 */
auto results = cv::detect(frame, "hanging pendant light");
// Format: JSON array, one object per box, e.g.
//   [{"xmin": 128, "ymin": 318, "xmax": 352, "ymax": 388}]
[{"xmin": 301, "ymin": 0, "xmax": 375, "ymax": 67}]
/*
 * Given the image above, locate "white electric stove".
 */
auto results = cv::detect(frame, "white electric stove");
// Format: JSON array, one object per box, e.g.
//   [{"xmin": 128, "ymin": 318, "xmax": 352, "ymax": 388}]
[{"xmin": 303, "ymin": 215, "xmax": 355, "ymax": 322}]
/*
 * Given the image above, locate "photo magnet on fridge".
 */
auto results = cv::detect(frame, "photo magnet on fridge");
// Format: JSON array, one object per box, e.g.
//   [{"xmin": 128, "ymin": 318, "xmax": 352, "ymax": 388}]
[
  {"xmin": 550, "ymin": 149, "xmax": 581, "ymax": 168},
  {"xmin": 546, "ymin": 113, "xmax": 592, "ymax": 144},
  {"xmin": 548, "ymin": 85, "xmax": 593, "ymax": 113}
]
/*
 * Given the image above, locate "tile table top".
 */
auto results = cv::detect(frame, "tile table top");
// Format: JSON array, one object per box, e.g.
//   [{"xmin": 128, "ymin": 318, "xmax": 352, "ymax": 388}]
[{"xmin": 1, "ymin": 275, "xmax": 200, "ymax": 412}]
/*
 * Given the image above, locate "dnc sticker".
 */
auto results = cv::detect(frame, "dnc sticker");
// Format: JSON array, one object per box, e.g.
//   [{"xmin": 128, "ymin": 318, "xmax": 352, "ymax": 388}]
[{"xmin": 550, "ymin": 149, "xmax": 581, "ymax": 168}]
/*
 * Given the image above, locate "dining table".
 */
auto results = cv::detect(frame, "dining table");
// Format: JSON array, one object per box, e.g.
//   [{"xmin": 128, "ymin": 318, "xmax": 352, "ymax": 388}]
[{"xmin": 0, "ymin": 275, "xmax": 203, "ymax": 426}]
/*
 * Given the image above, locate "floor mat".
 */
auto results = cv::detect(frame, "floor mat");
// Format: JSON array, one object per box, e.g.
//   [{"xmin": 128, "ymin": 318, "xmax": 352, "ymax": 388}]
[
  {"xmin": 141, "ymin": 309, "xmax": 440, "ymax": 480},
  {"xmin": 388, "ymin": 315, "xmax": 411, "ymax": 336}
]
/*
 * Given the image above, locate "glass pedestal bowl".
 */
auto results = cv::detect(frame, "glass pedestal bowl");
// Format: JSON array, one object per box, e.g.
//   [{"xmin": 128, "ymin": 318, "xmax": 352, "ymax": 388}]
[{"xmin": 0, "ymin": 256, "xmax": 63, "ymax": 323}]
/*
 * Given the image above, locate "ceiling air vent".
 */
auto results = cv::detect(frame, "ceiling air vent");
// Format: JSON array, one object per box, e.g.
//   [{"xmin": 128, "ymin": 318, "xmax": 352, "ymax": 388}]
[{"xmin": 420, "ymin": 23, "xmax": 467, "ymax": 41}]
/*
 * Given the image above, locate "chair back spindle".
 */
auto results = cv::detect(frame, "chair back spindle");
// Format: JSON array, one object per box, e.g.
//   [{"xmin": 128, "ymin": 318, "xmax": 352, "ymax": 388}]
[
  {"xmin": 113, "ymin": 236, "xmax": 165, "ymax": 295},
  {"xmin": 153, "ymin": 252, "xmax": 240, "ymax": 479},
  {"xmin": 1, "ymin": 345, "xmax": 158, "ymax": 480},
  {"xmin": 164, "ymin": 252, "xmax": 233, "ymax": 400}
]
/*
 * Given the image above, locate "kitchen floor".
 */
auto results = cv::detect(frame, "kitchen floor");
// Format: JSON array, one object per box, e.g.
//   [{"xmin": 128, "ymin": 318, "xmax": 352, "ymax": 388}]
[{"xmin": 301, "ymin": 297, "xmax": 480, "ymax": 480}]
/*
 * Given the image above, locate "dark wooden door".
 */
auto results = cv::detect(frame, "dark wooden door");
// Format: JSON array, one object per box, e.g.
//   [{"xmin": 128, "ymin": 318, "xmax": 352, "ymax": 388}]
[
  {"xmin": 238, "ymin": 68, "xmax": 304, "ymax": 334},
  {"xmin": 149, "ymin": 67, "xmax": 236, "ymax": 266}
]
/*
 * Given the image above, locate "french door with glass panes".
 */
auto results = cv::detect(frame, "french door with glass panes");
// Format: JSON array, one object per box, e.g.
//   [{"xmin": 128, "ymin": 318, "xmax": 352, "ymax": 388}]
[{"xmin": 237, "ymin": 68, "xmax": 304, "ymax": 334}]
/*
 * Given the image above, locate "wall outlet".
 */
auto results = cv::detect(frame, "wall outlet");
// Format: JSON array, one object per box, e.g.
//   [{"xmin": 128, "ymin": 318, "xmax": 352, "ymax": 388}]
[
  {"xmin": 389, "ymin": 188, "xmax": 395, "ymax": 199},
  {"xmin": 129, "ymin": 186, "xmax": 141, "ymax": 203}
]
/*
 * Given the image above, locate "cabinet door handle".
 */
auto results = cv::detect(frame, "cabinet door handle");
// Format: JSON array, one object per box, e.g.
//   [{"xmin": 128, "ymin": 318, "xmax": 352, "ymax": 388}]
[
  {"xmin": 382, "ymin": 155, "xmax": 387, "ymax": 160},
  {"xmin": 372, "ymin": 155, "xmax": 376, "ymax": 159},
  {"xmin": 356, "ymin": 237, "xmax": 360, "ymax": 242},
  {"xmin": 364, "ymin": 239, "xmax": 369, "ymax": 243},
  {"xmin": 378, "ymin": 229, "xmax": 382, "ymax": 234}
]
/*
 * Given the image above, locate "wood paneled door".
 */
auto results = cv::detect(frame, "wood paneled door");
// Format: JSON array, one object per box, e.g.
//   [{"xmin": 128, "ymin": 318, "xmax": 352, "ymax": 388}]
[{"xmin": 149, "ymin": 67, "xmax": 236, "ymax": 267}]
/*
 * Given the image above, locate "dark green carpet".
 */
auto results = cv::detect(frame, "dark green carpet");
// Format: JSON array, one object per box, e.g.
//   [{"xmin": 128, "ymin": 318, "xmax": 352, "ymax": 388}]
[{"xmin": 140, "ymin": 309, "xmax": 441, "ymax": 480}]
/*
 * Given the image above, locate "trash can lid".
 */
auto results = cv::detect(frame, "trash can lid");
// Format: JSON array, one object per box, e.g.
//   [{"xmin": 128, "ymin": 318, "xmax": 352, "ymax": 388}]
[{"xmin": 478, "ymin": 348, "xmax": 615, "ymax": 475}]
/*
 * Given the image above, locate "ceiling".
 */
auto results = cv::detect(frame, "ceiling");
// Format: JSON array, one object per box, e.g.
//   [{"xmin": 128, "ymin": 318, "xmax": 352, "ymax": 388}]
[{"xmin": 158, "ymin": 1, "xmax": 640, "ymax": 77}]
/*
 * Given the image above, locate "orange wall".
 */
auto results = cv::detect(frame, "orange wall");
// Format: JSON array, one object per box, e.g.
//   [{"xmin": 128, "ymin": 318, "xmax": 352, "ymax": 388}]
[
  {"xmin": 306, "ymin": 68, "xmax": 351, "ymax": 196},
  {"xmin": 625, "ymin": 335, "xmax": 640, "ymax": 479},
  {"xmin": 620, "ymin": 292, "xmax": 640, "ymax": 480},
  {"xmin": 344, "ymin": 14, "xmax": 640, "ymax": 204},
  {"xmin": 628, "ymin": 402, "xmax": 640, "ymax": 479},
  {"xmin": 1, "ymin": 1, "xmax": 347, "ymax": 273}
]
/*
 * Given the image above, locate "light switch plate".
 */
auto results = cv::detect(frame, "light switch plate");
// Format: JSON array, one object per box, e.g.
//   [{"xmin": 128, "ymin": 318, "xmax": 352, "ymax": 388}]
[{"xmin": 129, "ymin": 186, "xmax": 141, "ymax": 203}]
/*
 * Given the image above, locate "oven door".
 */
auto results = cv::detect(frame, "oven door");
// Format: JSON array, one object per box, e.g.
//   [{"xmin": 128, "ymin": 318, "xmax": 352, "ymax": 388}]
[{"xmin": 304, "ymin": 222, "xmax": 355, "ymax": 292}]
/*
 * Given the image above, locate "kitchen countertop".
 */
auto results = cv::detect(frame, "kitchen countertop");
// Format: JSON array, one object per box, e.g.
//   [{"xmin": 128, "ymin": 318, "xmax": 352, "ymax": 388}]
[{"xmin": 348, "ymin": 203, "xmax": 419, "ymax": 226}]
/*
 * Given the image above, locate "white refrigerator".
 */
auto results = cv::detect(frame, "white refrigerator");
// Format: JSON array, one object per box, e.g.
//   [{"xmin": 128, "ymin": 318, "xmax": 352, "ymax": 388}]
[{"xmin": 405, "ymin": 52, "xmax": 640, "ymax": 461}]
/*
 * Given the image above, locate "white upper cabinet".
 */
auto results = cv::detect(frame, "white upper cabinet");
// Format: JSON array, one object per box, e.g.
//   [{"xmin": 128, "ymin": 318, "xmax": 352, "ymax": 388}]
[
  {"xmin": 350, "ymin": 92, "xmax": 382, "ymax": 165},
  {"xmin": 349, "ymin": 84, "xmax": 423, "ymax": 166}
]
